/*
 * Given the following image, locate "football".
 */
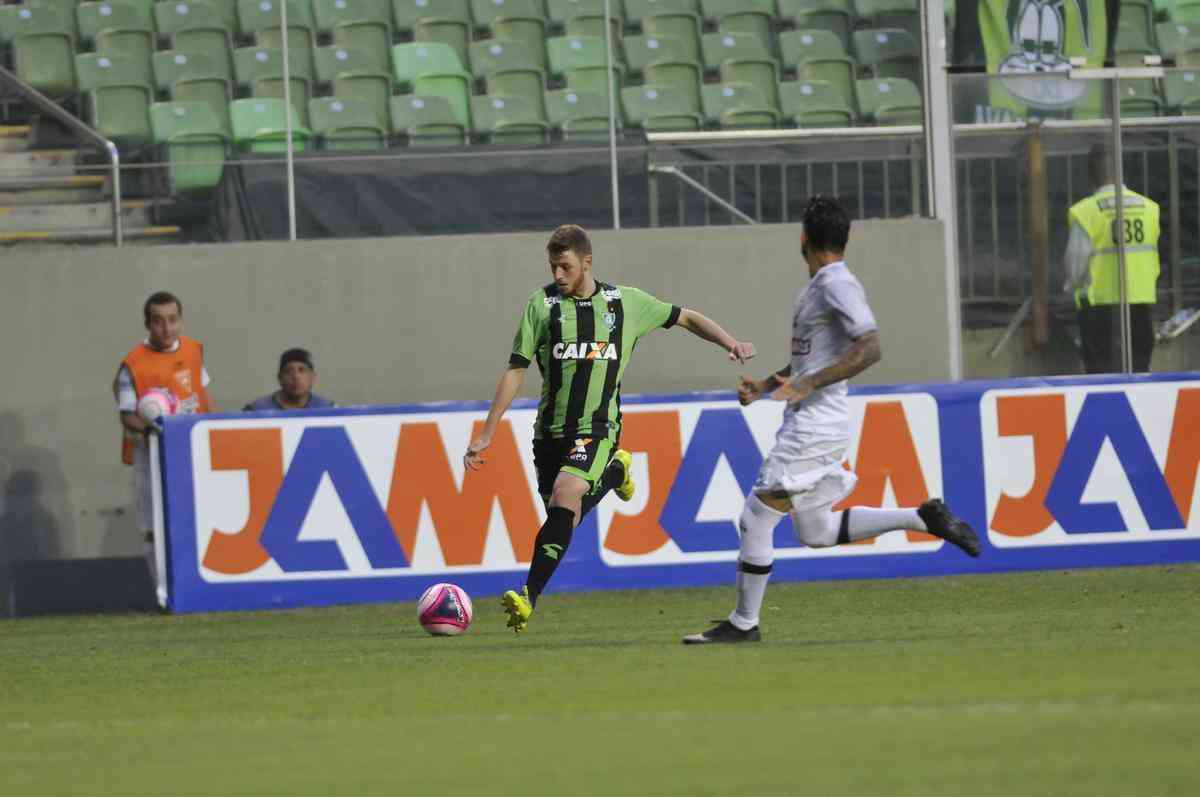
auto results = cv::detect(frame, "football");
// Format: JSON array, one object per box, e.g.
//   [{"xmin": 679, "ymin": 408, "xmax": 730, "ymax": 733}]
[
  {"xmin": 417, "ymin": 583, "xmax": 473, "ymax": 636},
  {"xmin": 137, "ymin": 388, "xmax": 179, "ymax": 422}
]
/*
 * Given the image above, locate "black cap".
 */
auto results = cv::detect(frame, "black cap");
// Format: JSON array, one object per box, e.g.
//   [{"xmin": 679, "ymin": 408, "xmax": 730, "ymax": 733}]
[{"xmin": 279, "ymin": 348, "xmax": 314, "ymax": 372}]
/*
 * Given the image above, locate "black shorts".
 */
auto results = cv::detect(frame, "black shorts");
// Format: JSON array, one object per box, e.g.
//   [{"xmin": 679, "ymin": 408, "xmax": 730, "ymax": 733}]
[{"xmin": 533, "ymin": 436, "xmax": 617, "ymax": 499}]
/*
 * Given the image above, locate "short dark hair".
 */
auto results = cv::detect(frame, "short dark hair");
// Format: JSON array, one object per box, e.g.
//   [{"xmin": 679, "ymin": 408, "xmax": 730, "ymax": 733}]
[
  {"xmin": 143, "ymin": 291, "xmax": 182, "ymax": 324},
  {"xmin": 801, "ymin": 195, "xmax": 850, "ymax": 253},
  {"xmin": 279, "ymin": 348, "xmax": 314, "ymax": 372},
  {"xmin": 547, "ymin": 224, "xmax": 592, "ymax": 258}
]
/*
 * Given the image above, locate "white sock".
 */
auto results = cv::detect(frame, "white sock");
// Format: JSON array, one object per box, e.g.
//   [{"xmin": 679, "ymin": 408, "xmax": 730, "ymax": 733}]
[
  {"xmin": 845, "ymin": 507, "xmax": 926, "ymax": 541},
  {"xmin": 730, "ymin": 494, "xmax": 784, "ymax": 631}
]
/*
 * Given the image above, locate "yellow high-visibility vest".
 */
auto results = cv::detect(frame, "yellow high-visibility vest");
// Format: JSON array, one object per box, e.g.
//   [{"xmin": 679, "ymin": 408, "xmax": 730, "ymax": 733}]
[{"xmin": 1068, "ymin": 186, "xmax": 1160, "ymax": 306}]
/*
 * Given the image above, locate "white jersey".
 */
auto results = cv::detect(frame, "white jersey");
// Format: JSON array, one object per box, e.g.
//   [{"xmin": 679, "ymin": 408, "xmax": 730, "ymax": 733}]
[{"xmin": 784, "ymin": 260, "xmax": 877, "ymax": 435}]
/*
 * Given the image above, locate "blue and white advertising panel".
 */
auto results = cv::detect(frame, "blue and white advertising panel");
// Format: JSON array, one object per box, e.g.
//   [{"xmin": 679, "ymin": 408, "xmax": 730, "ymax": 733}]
[{"xmin": 155, "ymin": 373, "xmax": 1200, "ymax": 613}]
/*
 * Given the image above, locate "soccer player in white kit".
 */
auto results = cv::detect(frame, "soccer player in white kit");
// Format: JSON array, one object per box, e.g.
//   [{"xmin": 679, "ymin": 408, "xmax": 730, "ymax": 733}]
[{"xmin": 683, "ymin": 196, "xmax": 981, "ymax": 645}]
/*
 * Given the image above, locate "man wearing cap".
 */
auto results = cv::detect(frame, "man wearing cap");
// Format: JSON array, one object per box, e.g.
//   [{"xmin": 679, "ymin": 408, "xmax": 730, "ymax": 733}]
[{"xmin": 244, "ymin": 348, "xmax": 336, "ymax": 411}]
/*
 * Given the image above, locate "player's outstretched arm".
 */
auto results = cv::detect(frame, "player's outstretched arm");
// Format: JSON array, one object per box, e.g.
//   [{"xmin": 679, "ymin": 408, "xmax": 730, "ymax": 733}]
[
  {"xmin": 738, "ymin": 365, "xmax": 792, "ymax": 406},
  {"xmin": 772, "ymin": 330, "xmax": 881, "ymax": 405},
  {"xmin": 675, "ymin": 309, "xmax": 756, "ymax": 363},
  {"xmin": 464, "ymin": 367, "xmax": 526, "ymax": 471}
]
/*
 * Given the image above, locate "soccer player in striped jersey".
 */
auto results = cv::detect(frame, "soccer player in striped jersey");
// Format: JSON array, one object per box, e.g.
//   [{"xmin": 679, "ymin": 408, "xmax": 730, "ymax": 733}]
[
  {"xmin": 682, "ymin": 196, "xmax": 981, "ymax": 645},
  {"xmin": 465, "ymin": 224, "xmax": 756, "ymax": 634}
]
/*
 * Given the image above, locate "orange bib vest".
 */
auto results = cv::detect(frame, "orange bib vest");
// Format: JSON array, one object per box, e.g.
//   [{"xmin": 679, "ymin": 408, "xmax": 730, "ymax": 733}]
[{"xmin": 118, "ymin": 336, "xmax": 210, "ymax": 464}]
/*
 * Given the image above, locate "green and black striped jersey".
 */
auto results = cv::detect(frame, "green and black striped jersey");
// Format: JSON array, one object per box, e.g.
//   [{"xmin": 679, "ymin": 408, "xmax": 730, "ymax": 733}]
[{"xmin": 509, "ymin": 281, "xmax": 680, "ymax": 440}]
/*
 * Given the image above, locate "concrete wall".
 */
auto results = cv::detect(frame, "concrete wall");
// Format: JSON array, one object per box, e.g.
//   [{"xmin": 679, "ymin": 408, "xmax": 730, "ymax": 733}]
[{"xmin": 0, "ymin": 220, "xmax": 949, "ymax": 564}]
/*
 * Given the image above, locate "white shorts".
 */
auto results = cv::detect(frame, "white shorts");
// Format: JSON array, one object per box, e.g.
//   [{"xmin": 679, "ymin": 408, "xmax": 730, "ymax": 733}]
[{"xmin": 752, "ymin": 433, "xmax": 858, "ymax": 512}]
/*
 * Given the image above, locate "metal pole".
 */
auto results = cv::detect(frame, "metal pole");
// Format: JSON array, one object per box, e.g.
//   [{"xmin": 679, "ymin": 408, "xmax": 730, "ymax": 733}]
[
  {"xmin": 603, "ymin": 0, "xmax": 620, "ymax": 229},
  {"xmin": 1168, "ymin": 130, "xmax": 1182, "ymax": 316},
  {"xmin": 650, "ymin": 166, "xmax": 758, "ymax": 224},
  {"xmin": 920, "ymin": 0, "xmax": 962, "ymax": 379},
  {"xmin": 280, "ymin": 0, "xmax": 298, "ymax": 242},
  {"xmin": 106, "ymin": 140, "xmax": 123, "ymax": 247},
  {"xmin": 1111, "ymin": 78, "xmax": 1132, "ymax": 374}
]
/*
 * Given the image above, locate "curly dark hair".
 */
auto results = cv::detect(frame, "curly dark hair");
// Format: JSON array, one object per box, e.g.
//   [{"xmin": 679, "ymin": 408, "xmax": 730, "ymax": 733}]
[{"xmin": 801, "ymin": 195, "xmax": 850, "ymax": 254}]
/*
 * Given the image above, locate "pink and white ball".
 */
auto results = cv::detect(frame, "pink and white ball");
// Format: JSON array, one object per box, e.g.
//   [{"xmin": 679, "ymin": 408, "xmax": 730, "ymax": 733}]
[
  {"xmin": 136, "ymin": 388, "xmax": 179, "ymax": 422},
  {"xmin": 417, "ymin": 583, "xmax": 473, "ymax": 636}
]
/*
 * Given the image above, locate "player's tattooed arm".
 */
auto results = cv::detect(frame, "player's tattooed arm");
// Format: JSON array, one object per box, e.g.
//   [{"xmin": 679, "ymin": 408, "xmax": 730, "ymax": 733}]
[
  {"xmin": 674, "ymin": 309, "xmax": 756, "ymax": 363},
  {"xmin": 464, "ymin": 366, "xmax": 527, "ymax": 471},
  {"xmin": 737, "ymin": 365, "xmax": 791, "ymax": 406},
  {"xmin": 771, "ymin": 331, "xmax": 881, "ymax": 405}
]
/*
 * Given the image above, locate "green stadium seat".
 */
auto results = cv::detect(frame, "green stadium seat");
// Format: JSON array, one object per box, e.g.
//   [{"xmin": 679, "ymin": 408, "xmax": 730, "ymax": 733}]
[
  {"xmin": 392, "ymin": 0, "xmax": 471, "ymax": 37},
  {"xmin": 853, "ymin": 28, "xmax": 921, "ymax": 86},
  {"xmin": 641, "ymin": 10, "xmax": 701, "ymax": 64},
  {"xmin": 153, "ymin": 51, "xmax": 232, "ymax": 132},
  {"xmin": 469, "ymin": 39, "xmax": 547, "ymax": 118},
  {"xmin": 149, "ymin": 101, "xmax": 229, "ymax": 195},
  {"xmin": 239, "ymin": 0, "xmax": 317, "ymax": 80},
  {"xmin": 550, "ymin": 0, "xmax": 624, "ymax": 46},
  {"xmin": 156, "ymin": 1, "xmax": 236, "ymax": 77},
  {"xmin": 704, "ymin": 32, "xmax": 779, "ymax": 108},
  {"xmin": 700, "ymin": 82, "xmax": 779, "ymax": 129},
  {"xmin": 470, "ymin": 0, "xmax": 546, "ymax": 27},
  {"xmin": 1156, "ymin": 21, "xmax": 1200, "ymax": 61},
  {"xmin": 471, "ymin": 94, "xmax": 550, "ymax": 144},
  {"xmin": 796, "ymin": 53, "xmax": 856, "ymax": 107},
  {"xmin": 855, "ymin": 0, "xmax": 921, "ymax": 44},
  {"xmin": 855, "ymin": 77, "xmax": 922, "ymax": 125},
  {"xmin": 779, "ymin": 29, "xmax": 849, "ymax": 69},
  {"xmin": 7, "ymin": 6, "xmax": 76, "ymax": 98},
  {"xmin": 76, "ymin": 1, "xmax": 152, "ymax": 46},
  {"xmin": 625, "ymin": 33, "xmax": 700, "ymax": 110},
  {"xmin": 547, "ymin": 35, "xmax": 623, "ymax": 94},
  {"xmin": 312, "ymin": 0, "xmax": 393, "ymax": 70},
  {"xmin": 76, "ymin": 54, "xmax": 153, "ymax": 149},
  {"xmin": 484, "ymin": 8, "xmax": 550, "ymax": 71},
  {"xmin": 779, "ymin": 78, "xmax": 854, "ymax": 127},
  {"xmin": 544, "ymin": 87, "xmax": 617, "ymax": 141},
  {"xmin": 234, "ymin": 47, "xmax": 313, "ymax": 124},
  {"xmin": 309, "ymin": 96, "xmax": 389, "ymax": 149},
  {"xmin": 315, "ymin": 46, "xmax": 392, "ymax": 127},
  {"xmin": 1119, "ymin": 79, "xmax": 1163, "ymax": 117},
  {"xmin": 79, "ymin": 3, "xmax": 154, "ymax": 89},
  {"xmin": 1120, "ymin": 0, "xmax": 1157, "ymax": 47},
  {"xmin": 778, "ymin": 0, "xmax": 852, "ymax": 50},
  {"xmin": 389, "ymin": 94, "xmax": 467, "ymax": 145},
  {"xmin": 621, "ymin": 83, "xmax": 702, "ymax": 130},
  {"xmin": 625, "ymin": 0, "xmax": 697, "ymax": 25},
  {"xmin": 17, "ymin": 0, "xmax": 79, "ymax": 39},
  {"xmin": 1163, "ymin": 69, "xmax": 1200, "ymax": 113},
  {"xmin": 701, "ymin": 0, "xmax": 775, "ymax": 56},
  {"xmin": 392, "ymin": 42, "xmax": 473, "ymax": 127},
  {"xmin": 1169, "ymin": 0, "xmax": 1200, "ymax": 23},
  {"xmin": 229, "ymin": 97, "xmax": 313, "ymax": 152}
]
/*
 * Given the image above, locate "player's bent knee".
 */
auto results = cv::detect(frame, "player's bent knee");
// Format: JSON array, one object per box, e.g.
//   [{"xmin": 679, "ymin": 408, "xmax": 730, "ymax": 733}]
[
  {"xmin": 737, "ymin": 500, "xmax": 774, "ymax": 566},
  {"xmin": 790, "ymin": 508, "xmax": 840, "ymax": 548},
  {"xmin": 549, "ymin": 472, "xmax": 590, "ymax": 507}
]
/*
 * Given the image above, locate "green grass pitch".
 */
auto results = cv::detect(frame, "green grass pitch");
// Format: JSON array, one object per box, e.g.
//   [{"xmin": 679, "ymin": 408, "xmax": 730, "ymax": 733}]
[{"xmin": 2, "ymin": 565, "xmax": 1198, "ymax": 796}]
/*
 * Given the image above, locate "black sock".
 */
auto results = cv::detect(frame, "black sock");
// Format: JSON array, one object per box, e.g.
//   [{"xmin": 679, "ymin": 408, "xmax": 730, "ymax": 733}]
[
  {"xmin": 579, "ymin": 457, "xmax": 625, "ymax": 518},
  {"xmin": 525, "ymin": 506, "xmax": 575, "ymax": 607}
]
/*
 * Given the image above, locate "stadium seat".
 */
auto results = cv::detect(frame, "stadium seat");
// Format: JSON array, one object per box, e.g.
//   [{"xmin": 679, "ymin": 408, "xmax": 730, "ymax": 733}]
[
  {"xmin": 796, "ymin": 56, "xmax": 856, "ymax": 109},
  {"xmin": 621, "ymin": 83, "xmax": 702, "ymax": 131},
  {"xmin": 700, "ymin": 82, "xmax": 779, "ymax": 129},
  {"xmin": 392, "ymin": 42, "xmax": 473, "ymax": 127},
  {"xmin": 413, "ymin": 11, "xmax": 473, "ymax": 70},
  {"xmin": 547, "ymin": 35, "xmax": 623, "ymax": 95},
  {"xmin": 16, "ymin": 0, "xmax": 79, "ymax": 40},
  {"xmin": 625, "ymin": 0, "xmax": 697, "ymax": 26},
  {"xmin": 1119, "ymin": 79, "xmax": 1163, "ymax": 117},
  {"xmin": 76, "ymin": 1, "xmax": 152, "ymax": 47},
  {"xmin": 778, "ymin": 0, "xmax": 852, "ymax": 50},
  {"xmin": 1120, "ymin": 0, "xmax": 1158, "ymax": 47},
  {"xmin": 309, "ymin": 96, "xmax": 389, "ymax": 149},
  {"xmin": 392, "ymin": 0, "xmax": 471, "ymax": 38},
  {"xmin": 779, "ymin": 78, "xmax": 854, "ymax": 127},
  {"xmin": 234, "ymin": 47, "xmax": 313, "ymax": 125},
  {"xmin": 389, "ymin": 94, "xmax": 467, "ymax": 145},
  {"xmin": 1162, "ymin": 69, "xmax": 1200, "ymax": 113},
  {"xmin": 1156, "ymin": 21, "xmax": 1200, "ymax": 62},
  {"xmin": 1168, "ymin": 1, "xmax": 1200, "ymax": 23},
  {"xmin": 544, "ymin": 87, "xmax": 617, "ymax": 141},
  {"xmin": 153, "ymin": 51, "xmax": 232, "ymax": 132},
  {"xmin": 701, "ymin": 0, "xmax": 776, "ymax": 56},
  {"xmin": 79, "ymin": 3, "xmax": 154, "ymax": 89},
  {"xmin": 149, "ymin": 101, "xmax": 229, "ymax": 195},
  {"xmin": 230, "ymin": 97, "xmax": 312, "ymax": 152},
  {"xmin": 312, "ymin": 0, "xmax": 393, "ymax": 71},
  {"xmin": 471, "ymin": 94, "xmax": 551, "ymax": 144},
  {"xmin": 853, "ymin": 28, "xmax": 922, "ymax": 86},
  {"xmin": 156, "ymin": 2, "xmax": 236, "ymax": 78},
  {"xmin": 314, "ymin": 46, "xmax": 392, "ymax": 127},
  {"xmin": 855, "ymin": 77, "xmax": 922, "ymax": 125},
  {"xmin": 238, "ymin": 0, "xmax": 317, "ymax": 80},
  {"xmin": 625, "ymin": 34, "xmax": 702, "ymax": 112},
  {"xmin": 780, "ymin": 29, "xmax": 850, "ymax": 72},
  {"xmin": 550, "ymin": 0, "xmax": 624, "ymax": 46},
  {"xmin": 76, "ymin": 54, "xmax": 154, "ymax": 150},
  {"xmin": 703, "ymin": 32, "xmax": 780, "ymax": 109},
  {"xmin": 635, "ymin": 4, "xmax": 702, "ymax": 63},
  {"xmin": 470, "ymin": 0, "xmax": 546, "ymax": 27},
  {"xmin": 469, "ymin": 39, "xmax": 548, "ymax": 119},
  {"xmin": 483, "ymin": 6, "xmax": 550, "ymax": 71},
  {"xmin": 7, "ymin": 5, "xmax": 77, "ymax": 97},
  {"xmin": 855, "ymin": 0, "xmax": 921, "ymax": 44},
  {"xmin": 206, "ymin": 0, "xmax": 242, "ymax": 36}
]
